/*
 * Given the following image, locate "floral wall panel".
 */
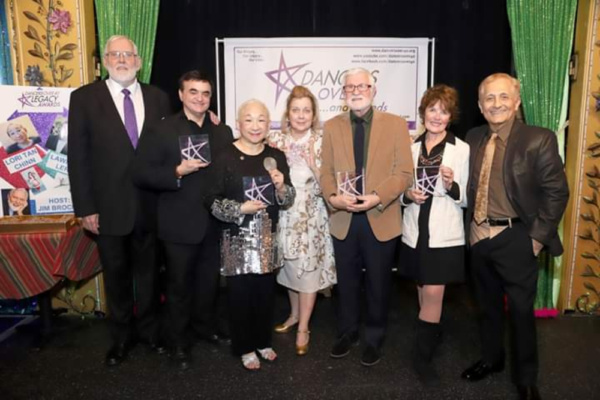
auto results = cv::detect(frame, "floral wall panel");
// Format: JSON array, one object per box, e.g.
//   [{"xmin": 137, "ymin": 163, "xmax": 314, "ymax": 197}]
[{"xmin": 5, "ymin": 0, "xmax": 96, "ymax": 88}]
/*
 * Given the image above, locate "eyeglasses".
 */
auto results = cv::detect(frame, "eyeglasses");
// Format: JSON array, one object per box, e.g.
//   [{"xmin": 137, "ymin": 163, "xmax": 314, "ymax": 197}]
[
  {"xmin": 343, "ymin": 84, "xmax": 372, "ymax": 93},
  {"xmin": 105, "ymin": 51, "xmax": 137, "ymax": 60}
]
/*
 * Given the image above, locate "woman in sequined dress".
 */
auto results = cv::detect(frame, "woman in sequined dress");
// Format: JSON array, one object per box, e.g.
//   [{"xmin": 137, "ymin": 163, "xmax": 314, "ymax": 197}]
[
  {"xmin": 267, "ymin": 86, "xmax": 336, "ymax": 356},
  {"xmin": 206, "ymin": 99, "xmax": 295, "ymax": 371},
  {"xmin": 399, "ymin": 85, "xmax": 469, "ymax": 382}
]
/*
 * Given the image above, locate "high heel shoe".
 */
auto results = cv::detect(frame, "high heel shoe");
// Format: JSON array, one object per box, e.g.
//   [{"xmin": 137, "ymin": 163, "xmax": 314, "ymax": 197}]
[
  {"xmin": 296, "ymin": 330, "xmax": 310, "ymax": 356},
  {"xmin": 274, "ymin": 317, "xmax": 298, "ymax": 333}
]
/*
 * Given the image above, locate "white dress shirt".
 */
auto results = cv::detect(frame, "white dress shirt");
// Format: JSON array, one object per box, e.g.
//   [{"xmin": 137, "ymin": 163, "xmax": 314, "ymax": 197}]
[{"xmin": 105, "ymin": 78, "xmax": 146, "ymax": 137}]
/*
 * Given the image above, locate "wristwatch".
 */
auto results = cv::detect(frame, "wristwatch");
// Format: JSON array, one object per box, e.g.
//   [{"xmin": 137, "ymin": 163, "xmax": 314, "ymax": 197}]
[
  {"xmin": 175, "ymin": 166, "xmax": 182, "ymax": 188},
  {"xmin": 372, "ymin": 190, "xmax": 384, "ymax": 212}
]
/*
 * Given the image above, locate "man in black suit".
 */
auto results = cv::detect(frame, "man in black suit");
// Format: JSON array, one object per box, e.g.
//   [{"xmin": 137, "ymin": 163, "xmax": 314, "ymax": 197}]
[
  {"xmin": 132, "ymin": 70, "xmax": 233, "ymax": 370},
  {"xmin": 461, "ymin": 73, "xmax": 569, "ymax": 400},
  {"xmin": 68, "ymin": 35, "xmax": 171, "ymax": 366}
]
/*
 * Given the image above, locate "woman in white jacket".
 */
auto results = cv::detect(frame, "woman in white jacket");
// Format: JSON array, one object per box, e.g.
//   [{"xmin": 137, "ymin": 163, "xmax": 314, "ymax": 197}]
[{"xmin": 399, "ymin": 84, "xmax": 469, "ymax": 383}]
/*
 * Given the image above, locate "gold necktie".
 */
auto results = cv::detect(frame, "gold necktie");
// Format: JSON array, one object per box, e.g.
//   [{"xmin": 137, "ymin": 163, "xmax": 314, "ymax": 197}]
[{"xmin": 473, "ymin": 133, "xmax": 498, "ymax": 224}]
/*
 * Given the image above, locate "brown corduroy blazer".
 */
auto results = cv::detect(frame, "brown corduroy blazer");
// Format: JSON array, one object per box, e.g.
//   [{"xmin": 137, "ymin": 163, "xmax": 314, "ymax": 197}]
[{"xmin": 320, "ymin": 110, "xmax": 414, "ymax": 241}]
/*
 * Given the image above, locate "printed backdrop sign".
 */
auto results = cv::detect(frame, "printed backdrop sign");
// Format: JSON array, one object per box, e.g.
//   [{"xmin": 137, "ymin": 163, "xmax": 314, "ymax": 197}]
[
  {"xmin": 223, "ymin": 37, "xmax": 430, "ymax": 135},
  {"xmin": 0, "ymin": 86, "xmax": 73, "ymax": 216}
]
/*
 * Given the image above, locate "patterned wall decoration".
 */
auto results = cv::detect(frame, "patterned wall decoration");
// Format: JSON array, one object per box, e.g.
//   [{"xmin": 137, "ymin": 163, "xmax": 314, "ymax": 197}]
[
  {"xmin": 5, "ymin": 0, "xmax": 96, "ymax": 88},
  {"xmin": 560, "ymin": 0, "xmax": 600, "ymax": 314},
  {"xmin": 0, "ymin": 0, "xmax": 104, "ymax": 315}
]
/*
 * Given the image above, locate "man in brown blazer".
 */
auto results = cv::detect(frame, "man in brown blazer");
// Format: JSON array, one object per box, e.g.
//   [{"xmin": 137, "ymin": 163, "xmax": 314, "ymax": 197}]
[{"xmin": 320, "ymin": 68, "xmax": 413, "ymax": 366}]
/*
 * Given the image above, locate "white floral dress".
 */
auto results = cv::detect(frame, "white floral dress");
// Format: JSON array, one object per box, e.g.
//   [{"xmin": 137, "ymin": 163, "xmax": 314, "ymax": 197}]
[{"xmin": 267, "ymin": 130, "xmax": 337, "ymax": 292}]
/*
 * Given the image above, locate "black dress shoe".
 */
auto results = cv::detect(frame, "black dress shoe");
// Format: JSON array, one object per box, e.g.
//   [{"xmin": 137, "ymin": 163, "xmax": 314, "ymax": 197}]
[
  {"xmin": 197, "ymin": 332, "xmax": 231, "ymax": 346},
  {"xmin": 517, "ymin": 385, "xmax": 541, "ymax": 400},
  {"xmin": 214, "ymin": 331, "xmax": 231, "ymax": 345},
  {"xmin": 330, "ymin": 333, "xmax": 359, "ymax": 358},
  {"xmin": 461, "ymin": 360, "xmax": 504, "ymax": 381},
  {"xmin": 148, "ymin": 338, "xmax": 167, "ymax": 355},
  {"xmin": 172, "ymin": 346, "xmax": 191, "ymax": 371},
  {"xmin": 105, "ymin": 343, "xmax": 130, "ymax": 367},
  {"xmin": 360, "ymin": 346, "xmax": 381, "ymax": 367}
]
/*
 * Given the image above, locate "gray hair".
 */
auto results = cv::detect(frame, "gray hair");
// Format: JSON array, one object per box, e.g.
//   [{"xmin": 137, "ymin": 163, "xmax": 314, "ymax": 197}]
[
  {"xmin": 9, "ymin": 188, "xmax": 28, "ymax": 198},
  {"xmin": 343, "ymin": 67, "xmax": 376, "ymax": 87},
  {"xmin": 237, "ymin": 99, "xmax": 270, "ymax": 122},
  {"xmin": 103, "ymin": 35, "xmax": 139, "ymax": 57},
  {"xmin": 478, "ymin": 73, "xmax": 520, "ymax": 98}
]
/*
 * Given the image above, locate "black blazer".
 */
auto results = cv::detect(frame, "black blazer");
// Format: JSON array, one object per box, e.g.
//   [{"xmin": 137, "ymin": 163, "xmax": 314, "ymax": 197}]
[
  {"xmin": 132, "ymin": 111, "xmax": 234, "ymax": 244},
  {"xmin": 67, "ymin": 80, "xmax": 171, "ymax": 235},
  {"xmin": 465, "ymin": 120, "xmax": 569, "ymax": 256}
]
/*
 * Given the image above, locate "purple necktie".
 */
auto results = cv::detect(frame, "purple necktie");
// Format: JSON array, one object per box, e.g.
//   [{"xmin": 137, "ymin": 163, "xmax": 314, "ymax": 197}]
[{"xmin": 122, "ymin": 88, "xmax": 138, "ymax": 148}]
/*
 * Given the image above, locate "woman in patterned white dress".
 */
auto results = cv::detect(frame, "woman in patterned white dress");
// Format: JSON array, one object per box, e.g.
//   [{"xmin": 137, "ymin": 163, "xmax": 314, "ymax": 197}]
[{"xmin": 268, "ymin": 86, "xmax": 336, "ymax": 355}]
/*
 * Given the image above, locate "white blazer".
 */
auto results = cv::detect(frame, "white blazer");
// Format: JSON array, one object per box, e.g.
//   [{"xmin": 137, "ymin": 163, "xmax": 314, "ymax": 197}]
[{"xmin": 401, "ymin": 133, "xmax": 470, "ymax": 248}]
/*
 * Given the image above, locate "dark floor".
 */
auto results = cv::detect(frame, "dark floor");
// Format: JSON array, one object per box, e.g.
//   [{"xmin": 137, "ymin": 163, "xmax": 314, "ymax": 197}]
[{"xmin": 0, "ymin": 279, "xmax": 598, "ymax": 400}]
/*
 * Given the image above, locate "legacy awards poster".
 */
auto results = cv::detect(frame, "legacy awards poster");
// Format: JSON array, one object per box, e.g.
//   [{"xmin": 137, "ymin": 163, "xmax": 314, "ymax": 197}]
[{"xmin": 0, "ymin": 86, "xmax": 73, "ymax": 217}]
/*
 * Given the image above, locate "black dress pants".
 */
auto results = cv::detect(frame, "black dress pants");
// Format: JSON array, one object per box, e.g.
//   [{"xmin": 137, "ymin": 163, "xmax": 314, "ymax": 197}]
[
  {"xmin": 190, "ymin": 219, "xmax": 223, "ymax": 337},
  {"xmin": 96, "ymin": 227, "xmax": 159, "ymax": 345},
  {"xmin": 470, "ymin": 222, "xmax": 539, "ymax": 385},
  {"xmin": 162, "ymin": 239, "xmax": 220, "ymax": 346},
  {"xmin": 332, "ymin": 213, "xmax": 398, "ymax": 349},
  {"xmin": 227, "ymin": 273, "xmax": 275, "ymax": 356}
]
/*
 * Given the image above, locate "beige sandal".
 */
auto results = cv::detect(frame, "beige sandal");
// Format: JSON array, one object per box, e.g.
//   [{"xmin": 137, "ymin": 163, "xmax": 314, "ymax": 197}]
[
  {"xmin": 257, "ymin": 347, "xmax": 277, "ymax": 362},
  {"xmin": 241, "ymin": 352, "xmax": 260, "ymax": 370}
]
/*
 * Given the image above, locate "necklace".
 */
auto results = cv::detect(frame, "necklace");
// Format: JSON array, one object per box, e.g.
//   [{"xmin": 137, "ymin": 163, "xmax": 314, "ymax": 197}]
[{"xmin": 419, "ymin": 143, "xmax": 444, "ymax": 166}]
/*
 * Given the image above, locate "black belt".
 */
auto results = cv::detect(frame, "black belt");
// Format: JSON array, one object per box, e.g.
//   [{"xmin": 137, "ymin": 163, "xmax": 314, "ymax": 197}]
[{"xmin": 484, "ymin": 217, "xmax": 520, "ymax": 227}]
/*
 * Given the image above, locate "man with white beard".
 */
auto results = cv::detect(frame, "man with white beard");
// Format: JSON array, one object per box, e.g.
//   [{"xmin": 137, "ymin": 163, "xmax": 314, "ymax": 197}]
[{"xmin": 68, "ymin": 35, "xmax": 171, "ymax": 366}]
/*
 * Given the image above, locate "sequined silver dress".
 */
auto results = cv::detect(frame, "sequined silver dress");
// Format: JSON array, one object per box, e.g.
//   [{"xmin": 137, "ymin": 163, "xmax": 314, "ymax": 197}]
[{"xmin": 206, "ymin": 144, "xmax": 295, "ymax": 276}]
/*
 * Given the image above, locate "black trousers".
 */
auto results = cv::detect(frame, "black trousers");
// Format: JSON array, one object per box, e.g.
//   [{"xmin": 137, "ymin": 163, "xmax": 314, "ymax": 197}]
[
  {"xmin": 470, "ymin": 222, "xmax": 539, "ymax": 385},
  {"xmin": 162, "ymin": 237, "xmax": 221, "ymax": 346},
  {"xmin": 332, "ymin": 213, "xmax": 398, "ymax": 349},
  {"xmin": 227, "ymin": 273, "xmax": 275, "ymax": 356},
  {"xmin": 96, "ymin": 228, "xmax": 159, "ymax": 345},
  {"xmin": 190, "ymin": 219, "xmax": 223, "ymax": 337}
]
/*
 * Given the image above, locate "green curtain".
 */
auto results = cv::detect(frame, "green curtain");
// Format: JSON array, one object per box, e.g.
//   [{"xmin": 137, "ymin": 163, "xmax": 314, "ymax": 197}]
[
  {"xmin": 0, "ymin": 2, "xmax": 13, "ymax": 85},
  {"xmin": 507, "ymin": 0, "xmax": 577, "ymax": 310},
  {"xmin": 94, "ymin": 0, "xmax": 161, "ymax": 83}
]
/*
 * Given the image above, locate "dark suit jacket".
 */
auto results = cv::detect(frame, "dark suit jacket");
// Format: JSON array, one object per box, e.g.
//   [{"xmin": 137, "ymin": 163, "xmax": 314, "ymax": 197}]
[
  {"xmin": 67, "ymin": 80, "xmax": 171, "ymax": 235},
  {"xmin": 132, "ymin": 111, "xmax": 234, "ymax": 244},
  {"xmin": 45, "ymin": 135, "xmax": 68, "ymax": 155},
  {"xmin": 465, "ymin": 120, "xmax": 569, "ymax": 256}
]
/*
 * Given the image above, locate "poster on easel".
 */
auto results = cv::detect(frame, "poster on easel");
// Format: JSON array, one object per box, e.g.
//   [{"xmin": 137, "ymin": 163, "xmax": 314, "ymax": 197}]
[{"xmin": 0, "ymin": 86, "xmax": 74, "ymax": 217}]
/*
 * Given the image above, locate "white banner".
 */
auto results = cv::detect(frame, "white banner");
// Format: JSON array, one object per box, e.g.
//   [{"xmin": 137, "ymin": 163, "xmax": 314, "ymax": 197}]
[
  {"xmin": 0, "ymin": 86, "xmax": 74, "ymax": 216},
  {"xmin": 223, "ymin": 37, "xmax": 430, "ymax": 135}
]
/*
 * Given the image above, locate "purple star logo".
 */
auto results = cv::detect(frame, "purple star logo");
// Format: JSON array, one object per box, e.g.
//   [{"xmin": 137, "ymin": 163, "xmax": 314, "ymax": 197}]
[
  {"xmin": 17, "ymin": 94, "xmax": 34, "ymax": 108},
  {"xmin": 264, "ymin": 52, "xmax": 310, "ymax": 105}
]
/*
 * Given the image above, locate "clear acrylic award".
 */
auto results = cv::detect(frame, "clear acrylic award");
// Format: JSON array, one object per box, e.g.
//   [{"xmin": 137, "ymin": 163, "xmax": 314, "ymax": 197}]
[
  {"xmin": 336, "ymin": 169, "xmax": 364, "ymax": 197},
  {"xmin": 414, "ymin": 166, "xmax": 445, "ymax": 197},
  {"xmin": 243, "ymin": 175, "xmax": 274, "ymax": 205},
  {"xmin": 179, "ymin": 134, "xmax": 211, "ymax": 163}
]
